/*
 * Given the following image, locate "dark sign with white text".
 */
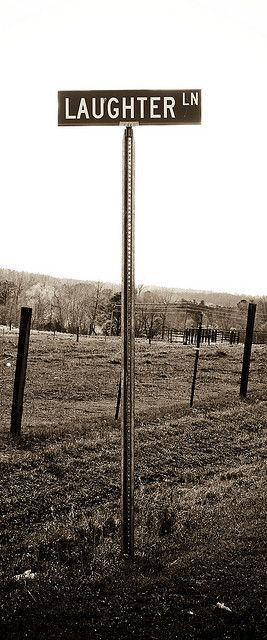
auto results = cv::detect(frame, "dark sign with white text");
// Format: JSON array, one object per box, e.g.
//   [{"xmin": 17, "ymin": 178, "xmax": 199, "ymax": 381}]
[{"xmin": 58, "ymin": 90, "xmax": 201, "ymax": 126}]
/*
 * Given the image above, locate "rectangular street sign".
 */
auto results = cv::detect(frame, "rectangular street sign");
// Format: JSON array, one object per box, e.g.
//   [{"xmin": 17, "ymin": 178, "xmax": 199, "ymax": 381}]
[{"xmin": 58, "ymin": 90, "xmax": 201, "ymax": 126}]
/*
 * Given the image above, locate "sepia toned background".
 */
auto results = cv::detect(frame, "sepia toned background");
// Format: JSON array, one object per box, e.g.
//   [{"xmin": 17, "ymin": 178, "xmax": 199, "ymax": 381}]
[{"xmin": 0, "ymin": 0, "xmax": 266, "ymax": 295}]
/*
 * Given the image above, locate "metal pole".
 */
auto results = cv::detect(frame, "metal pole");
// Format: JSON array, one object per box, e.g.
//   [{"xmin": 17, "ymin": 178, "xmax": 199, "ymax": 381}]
[
  {"xmin": 115, "ymin": 375, "xmax": 122, "ymax": 420},
  {"xmin": 240, "ymin": 303, "xmax": 256, "ymax": 398},
  {"xmin": 190, "ymin": 314, "xmax": 203, "ymax": 407},
  {"xmin": 121, "ymin": 125, "xmax": 135, "ymax": 556},
  {"xmin": 11, "ymin": 307, "xmax": 32, "ymax": 435},
  {"xmin": 110, "ymin": 310, "xmax": 114, "ymax": 336}
]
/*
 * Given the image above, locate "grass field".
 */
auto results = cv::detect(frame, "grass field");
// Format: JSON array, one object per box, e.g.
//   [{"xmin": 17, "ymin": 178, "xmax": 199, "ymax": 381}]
[{"xmin": 0, "ymin": 332, "xmax": 266, "ymax": 639}]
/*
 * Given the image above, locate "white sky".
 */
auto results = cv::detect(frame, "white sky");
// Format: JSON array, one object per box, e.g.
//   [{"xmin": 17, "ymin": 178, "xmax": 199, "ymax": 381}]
[{"xmin": 0, "ymin": 0, "xmax": 266, "ymax": 296}]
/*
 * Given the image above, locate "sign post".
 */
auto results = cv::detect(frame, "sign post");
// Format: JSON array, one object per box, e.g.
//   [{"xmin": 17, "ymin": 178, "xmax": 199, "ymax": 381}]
[
  {"xmin": 58, "ymin": 88, "xmax": 201, "ymax": 557},
  {"xmin": 121, "ymin": 126, "xmax": 135, "ymax": 555}
]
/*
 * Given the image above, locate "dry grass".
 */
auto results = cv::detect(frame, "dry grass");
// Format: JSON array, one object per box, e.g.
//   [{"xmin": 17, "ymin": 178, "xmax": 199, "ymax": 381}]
[{"xmin": 0, "ymin": 332, "xmax": 266, "ymax": 639}]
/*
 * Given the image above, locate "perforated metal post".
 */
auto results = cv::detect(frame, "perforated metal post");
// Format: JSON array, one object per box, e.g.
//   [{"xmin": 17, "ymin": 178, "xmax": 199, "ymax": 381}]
[
  {"xmin": 190, "ymin": 314, "xmax": 203, "ymax": 407},
  {"xmin": 240, "ymin": 303, "xmax": 256, "ymax": 397},
  {"xmin": 121, "ymin": 125, "xmax": 135, "ymax": 556}
]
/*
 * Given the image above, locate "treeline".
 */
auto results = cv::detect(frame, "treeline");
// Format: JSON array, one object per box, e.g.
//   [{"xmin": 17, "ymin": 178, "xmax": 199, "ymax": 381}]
[
  {"xmin": 0, "ymin": 268, "xmax": 266, "ymax": 338},
  {"xmin": 0, "ymin": 269, "xmax": 117, "ymax": 334}
]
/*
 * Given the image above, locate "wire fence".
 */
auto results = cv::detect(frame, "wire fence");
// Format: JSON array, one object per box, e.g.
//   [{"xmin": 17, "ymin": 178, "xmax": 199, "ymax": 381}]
[{"xmin": 1, "ymin": 328, "xmax": 266, "ymax": 435}]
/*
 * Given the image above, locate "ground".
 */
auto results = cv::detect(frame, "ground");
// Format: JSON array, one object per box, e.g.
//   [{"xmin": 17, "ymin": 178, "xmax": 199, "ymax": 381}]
[{"xmin": 0, "ymin": 331, "xmax": 266, "ymax": 639}]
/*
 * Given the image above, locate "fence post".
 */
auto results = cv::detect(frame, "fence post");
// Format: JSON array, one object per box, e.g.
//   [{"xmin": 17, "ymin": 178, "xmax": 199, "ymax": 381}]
[
  {"xmin": 76, "ymin": 326, "xmax": 79, "ymax": 343},
  {"xmin": 240, "ymin": 303, "xmax": 257, "ymax": 398},
  {"xmin": 190, "ymin": 315, "xmax": 203, "ymax": 407},
  {"xmin": 10, "ymin": 307, "xmax": 32, "ymax": 436},
  {"xmin": 115, "ymin": 375, "xmax": 122, "ymax": 420}
]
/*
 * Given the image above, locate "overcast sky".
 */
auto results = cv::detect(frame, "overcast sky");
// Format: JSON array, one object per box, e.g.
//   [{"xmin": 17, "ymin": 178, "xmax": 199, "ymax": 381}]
[{"xmin": 0, "ymin": 0, "xmax": 266, "ymax": 296}]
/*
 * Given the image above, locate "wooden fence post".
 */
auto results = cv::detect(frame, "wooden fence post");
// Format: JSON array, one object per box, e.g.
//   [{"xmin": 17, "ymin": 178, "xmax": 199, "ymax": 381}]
[
  {"xmin": 240, "ymin": 303, "xmax": 256, "ymax": 397},
  {"xmin": 10, "ymin": 307, "xmax": 32, "ymax": 436}
]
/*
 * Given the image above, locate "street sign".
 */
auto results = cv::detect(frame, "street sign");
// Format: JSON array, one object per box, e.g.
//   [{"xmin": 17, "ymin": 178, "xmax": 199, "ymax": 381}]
[
  {"xmin": 58, "ymin": 87, "xmax": 202, "ymax": 557},
  {"xmin": 58, "ymin": 90, "xmax": 201, "ymax": 126}
]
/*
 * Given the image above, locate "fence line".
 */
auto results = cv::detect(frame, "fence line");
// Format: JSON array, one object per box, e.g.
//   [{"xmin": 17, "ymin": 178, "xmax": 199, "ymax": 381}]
[
  {"xmin": 166, "ymin": 328, "xmax": 267, "ymax": 345},
  {"xmin": 1, "ymin": 323, "xmax": 267, "ymax": 345}
]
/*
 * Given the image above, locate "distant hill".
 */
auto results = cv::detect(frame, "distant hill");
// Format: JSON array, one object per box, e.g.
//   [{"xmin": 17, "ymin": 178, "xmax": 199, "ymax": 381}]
[
  {"xmin": 0, "ymin": 266, "xmax": 259, "ymax": 309},
  {"xmin": 131, "ymin": 283, "xmax": 257, "ymax": 308}
]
